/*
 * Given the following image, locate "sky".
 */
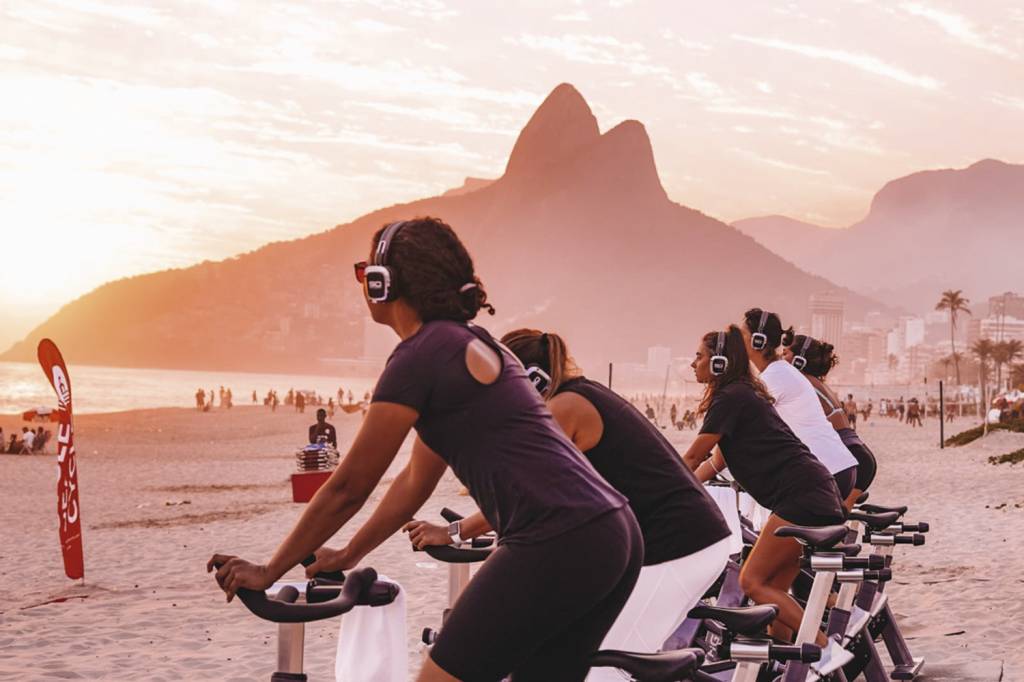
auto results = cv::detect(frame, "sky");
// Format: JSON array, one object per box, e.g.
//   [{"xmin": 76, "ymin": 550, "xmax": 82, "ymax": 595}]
[{"xmin": 1, "ymin": 0, "xmax": 1023, "ymax": 350}]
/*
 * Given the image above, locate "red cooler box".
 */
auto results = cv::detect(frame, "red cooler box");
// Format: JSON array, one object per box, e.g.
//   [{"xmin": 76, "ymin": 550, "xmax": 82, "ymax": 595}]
[{"xmin": 291, "ymin": 470, "xmax": 332, "ymax": 503}]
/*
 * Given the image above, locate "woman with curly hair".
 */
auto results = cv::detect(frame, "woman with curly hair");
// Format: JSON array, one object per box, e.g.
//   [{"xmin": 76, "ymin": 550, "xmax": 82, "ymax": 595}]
[{"xmin": 784, "ymin": 334, "xmax": 879, "ymax": 508}]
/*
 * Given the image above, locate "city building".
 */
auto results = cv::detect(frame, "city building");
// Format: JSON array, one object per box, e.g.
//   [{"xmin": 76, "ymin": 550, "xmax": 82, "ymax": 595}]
[
  {"xmin": 988, "ymin": 292, "xmax": 1024, "ymax": 320},
  {"xmin": 809, "ymin": 291, "xmax": 844, "ymax": 345},
  {"xmin": 967, "ymin": 316, "xmax": 1024, "ymax": 345}
]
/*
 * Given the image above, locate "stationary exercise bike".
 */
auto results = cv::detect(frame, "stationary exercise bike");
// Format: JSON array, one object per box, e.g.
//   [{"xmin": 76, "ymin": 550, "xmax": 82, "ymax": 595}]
[{"xmin": 211, "ymin": 556, "xmax": 399, "ymax": 681}]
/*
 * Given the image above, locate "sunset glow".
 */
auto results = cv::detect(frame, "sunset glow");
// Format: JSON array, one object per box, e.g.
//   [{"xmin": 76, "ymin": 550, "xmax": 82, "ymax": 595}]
[{"xmin": 2, "ymin": 0, "xmax": 1023, "ymax": 347}]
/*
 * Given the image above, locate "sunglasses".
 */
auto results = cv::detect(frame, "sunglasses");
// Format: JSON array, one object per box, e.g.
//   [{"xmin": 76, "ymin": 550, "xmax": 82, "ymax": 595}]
[{"xmin": 353, "ymin": 261, "xmax": 367, "ymax": 284}]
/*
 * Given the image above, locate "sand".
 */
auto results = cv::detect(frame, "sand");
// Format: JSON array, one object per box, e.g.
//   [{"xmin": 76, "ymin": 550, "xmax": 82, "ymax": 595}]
[{"xmin": 1, "ymin": 407, "xmax": 1021, "ymax": 680}]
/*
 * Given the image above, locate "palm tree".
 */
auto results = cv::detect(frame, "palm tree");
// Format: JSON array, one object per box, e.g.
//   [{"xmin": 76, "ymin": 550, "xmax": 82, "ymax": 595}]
[
  {"xmin": 972, "ymin": 338, "xmax": 994, "ymax": 408},
  {"xmin": 995, "ymin": 340, "xmax": 1023, "ymax": 391},
  {"xmin": 936, "ymin": 290, "xmax": 971, "ymax": 384},
  {"xmin": 1012, "ymin": 362, "xmax": 1024, "ymax": 389}
]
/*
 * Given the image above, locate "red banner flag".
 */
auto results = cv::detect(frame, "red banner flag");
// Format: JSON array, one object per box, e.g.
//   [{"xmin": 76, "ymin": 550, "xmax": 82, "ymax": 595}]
[{"xmin": 37, "ymin": 339, "xmax": 85, "ymax": 581}]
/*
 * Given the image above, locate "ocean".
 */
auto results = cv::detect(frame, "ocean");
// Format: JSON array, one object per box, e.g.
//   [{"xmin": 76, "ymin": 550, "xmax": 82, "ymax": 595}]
[{"xmin": 0, "ymin": 361, "xmax": 376, "ymax": 415}]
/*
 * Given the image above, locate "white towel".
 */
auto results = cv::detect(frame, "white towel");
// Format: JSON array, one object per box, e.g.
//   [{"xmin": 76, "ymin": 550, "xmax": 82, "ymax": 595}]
[
  {"xmin": 335, "ymin": 575, "xmax": 407, "ymax": 682},
  {"xmin": 704, "ymin": 485, "xmax": 743, "ymax": 555}
]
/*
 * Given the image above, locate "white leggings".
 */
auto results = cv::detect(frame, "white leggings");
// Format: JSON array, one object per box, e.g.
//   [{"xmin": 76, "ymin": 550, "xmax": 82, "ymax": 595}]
[{"xmin": 587, "ymin": 536, "xmax": 732, "ymax": 681}]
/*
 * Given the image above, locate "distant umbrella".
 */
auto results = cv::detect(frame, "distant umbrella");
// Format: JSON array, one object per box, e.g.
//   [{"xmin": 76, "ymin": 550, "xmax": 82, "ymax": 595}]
[{"xmin": 22, "ymin": 407, "xmax": 59, "ymax": 422}]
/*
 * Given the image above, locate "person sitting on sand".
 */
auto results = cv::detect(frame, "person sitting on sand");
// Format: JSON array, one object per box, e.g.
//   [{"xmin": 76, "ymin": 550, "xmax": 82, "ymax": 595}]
[
  {"xmin": 783, "ymin": 335, "xmax": 878, "ymax": 509},
  {"xmin": 7, "ymin": 433, "xmax": 19, "ymax": 454},
  {"xmin": 684, "ymin": 326, "xmax": 846, "ymax": 645},
  {"xmin": 209, "ymin": 217, "xmax": 640, "ymax": 682},
  {"xmin": 308, "ymin": 408, "xmax": 337, "ymax": 447},
  {"xmin": 407, "ymin": 328, "xmax": 732, "ymax": 675},
  {"xmin": 741, "ymin": 309, "xmax": 858, "ymax": 502}
]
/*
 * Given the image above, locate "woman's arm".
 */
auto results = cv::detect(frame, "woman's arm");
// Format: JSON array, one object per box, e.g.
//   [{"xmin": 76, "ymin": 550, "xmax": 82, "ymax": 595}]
[
  {"xmin": 404, "ymin": 510, "xmax": 494, "ymax": 550},
  {"xmin": 694, "ymin": 446, "xmax": 727, "ymax": 483},
  {"xmin": 315, "ymin": 435, "xmax": 449, "ymax": 569},
  {"xmin": 681, "ymin": 433, "xmax": 722, "ymax": 473},
  {"xmin": 209, "ymin": 401, "xmax": 417, "ymax": 599}
]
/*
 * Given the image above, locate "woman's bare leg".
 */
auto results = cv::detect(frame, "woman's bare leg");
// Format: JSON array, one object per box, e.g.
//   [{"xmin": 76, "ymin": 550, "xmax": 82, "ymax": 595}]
[{"xmin": 739, "ymin": 514, "xmax": 825, "ymax": 645}]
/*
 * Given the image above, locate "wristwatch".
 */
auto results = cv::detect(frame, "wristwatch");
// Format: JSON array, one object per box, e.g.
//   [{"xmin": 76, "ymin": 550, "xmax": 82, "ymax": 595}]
[{"xmin": 447, "ymin": 521, "xmax": 465, "ymax": 547}]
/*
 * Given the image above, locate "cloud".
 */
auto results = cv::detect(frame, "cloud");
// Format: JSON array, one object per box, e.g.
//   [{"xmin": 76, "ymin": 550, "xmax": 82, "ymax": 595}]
[
  {"xmin": 991, "ymin": 93, "xmax": 1024, "ymax": 110},
  {"xmin": 554, "ymin": 10, "xmax": 590, "ymax": 22},
  {"xmin": 352, "ymin": 18, "xmax": 406, "ymax": 33},
  {"xmin": 733, "ymin": 148, "xmax": 832, "ymax": 176},
  {"xmin": 902, "ymin": 3, "xmax": 1016, "ymax": 58},
  {"xmin": 732, "ymin": 34, "xmax": 943, "ymax": 90},
  {"xmin": 686, "ymin": 72, "xmax": 723, "ymax": 99}
]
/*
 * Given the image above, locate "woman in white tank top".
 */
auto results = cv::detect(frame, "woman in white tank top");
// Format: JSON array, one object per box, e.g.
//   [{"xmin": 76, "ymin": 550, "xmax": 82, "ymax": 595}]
[{"xmin": 740, "ymin": 309, "xmax": 858, "ymax": 498}]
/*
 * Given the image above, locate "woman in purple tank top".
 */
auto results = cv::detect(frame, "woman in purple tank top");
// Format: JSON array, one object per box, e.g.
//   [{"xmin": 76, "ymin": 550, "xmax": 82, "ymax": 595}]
[{"xmin": 209, "ymin": 217, "xmax": 642, "ymax": 682}]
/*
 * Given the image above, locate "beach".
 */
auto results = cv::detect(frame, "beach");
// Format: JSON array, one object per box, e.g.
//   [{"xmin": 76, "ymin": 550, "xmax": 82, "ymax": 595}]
[{"xmin": 2, "ymin": 406, "xmax": 1022, "ymax": 680}]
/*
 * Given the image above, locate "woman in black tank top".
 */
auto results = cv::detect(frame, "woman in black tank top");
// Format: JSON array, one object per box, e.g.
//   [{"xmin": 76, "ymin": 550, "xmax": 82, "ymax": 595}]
[
  {"xmin": 408, "ymin": 329, "xmax": 733, "ymax": 665},
  {"xmin": 782, "ymin": 334, "xmax": 878, "ymax": 507},
  {"xmin": 682, "ymin": 326, "xmax": 844, "ymax": 645},
  {"xmin": 209, "ymin": 218, "xmax": 641, "ymax": 682}
]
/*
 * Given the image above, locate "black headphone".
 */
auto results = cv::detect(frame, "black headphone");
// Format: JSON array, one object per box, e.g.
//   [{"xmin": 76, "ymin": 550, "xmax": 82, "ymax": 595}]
[
  {"xmin": 791, "ymin": 335, "xmax": 814, "ymax": 371},
  {"xmin": 710, "ymin": 331, "xmax": 729, "ymax": 376},
  {"xmin": 364, "ymin": 221, "xmax": 408, "ymax": 303},
  {"xmin": 525, "ymin": 333, "xmax": 552, "ymax": 396},
  {"xmin": 751, "ymin": 310, "xmax": 770, "ymax": 351}
]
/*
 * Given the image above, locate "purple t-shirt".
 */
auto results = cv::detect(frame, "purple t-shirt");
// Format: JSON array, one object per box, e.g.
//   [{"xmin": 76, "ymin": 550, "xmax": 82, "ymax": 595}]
[{"xmin": 372, "ymin": 320, "xmax": 626, "ymax": 545}]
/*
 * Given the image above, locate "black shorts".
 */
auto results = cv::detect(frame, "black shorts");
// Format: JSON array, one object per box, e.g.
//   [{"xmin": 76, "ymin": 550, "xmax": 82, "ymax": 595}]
[
  {"xmin": 774, "ymin": 478, "xmax": 846, "ymax": 527},
  {"xmin": 839, "ymin": 429, "xmax": 878, "ymax": 492},
  {"xmin": 832, "ymin": 466, "xmax": 857, "ymax": 500},
  {"xmin": 430, "ymin": 506, "xmax": 643, "ymax": 682}
]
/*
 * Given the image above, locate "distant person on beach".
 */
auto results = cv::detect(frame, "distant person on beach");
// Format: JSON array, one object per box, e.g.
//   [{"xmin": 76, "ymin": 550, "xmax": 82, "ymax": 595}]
[
  {"xmin": 408, "ymin": 328, "xmax": 731, "ymax": 674},
  {"xmin": 252, "ymin": 390, "xmax": 257, "ymax": 404},
  {"xmin": 644, "ymin": 403, "xmax": 655, "ymax": 420},
  {"xmin": 295, "ymin": 391, "xmax": 305, "ymax": 413},
  {"xmin": 742, "ymin": 309, "xmax": 858, "ymax": 501},
  {"xmin": 906, "ymin": 398, "xmax": 923, "ymax": 427},
  {"xmin": 685, "ymin": 325, "xmax": 845, "ymax": 645},
  {"xmin": 844, "ymin": 394, "xmax": 858, "ymax": 429},
  {"xmin": 308, "ymin": 408, "xmax": 337, "ymax": 447},
  {"xmin": 7, "ymin": 433, "xmax": 19, "ymax": 454},
  {"xmin": 20, "ymin": 427, "xmax": 35, "ymax": 454},
  {"xmin": 670, "ymin": 402, "xmax": 678, "ymax": 428},
  {"xmin": 195, "ymin": 388, "xmax": 205, "ymax": 410},
  {"xmin": 783, "ymin": 335, "xmax": 878, "ymax": 509},
  {"xmin": 897, "ymin": 397, "xmax": 906, "ymax": 422},
  {"xmin": 210, "ymin": 217, "xmax": 639, "ymax": 682},
  {"xmin": 864, "ymin": 399, "xmax": 873, "ymax": 422}
]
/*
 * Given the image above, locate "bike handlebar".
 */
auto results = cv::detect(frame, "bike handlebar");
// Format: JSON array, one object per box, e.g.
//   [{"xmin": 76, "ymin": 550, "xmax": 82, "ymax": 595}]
[{"xmin": 214, "ymin": 565, "xmax": 399, "ymax": 624}]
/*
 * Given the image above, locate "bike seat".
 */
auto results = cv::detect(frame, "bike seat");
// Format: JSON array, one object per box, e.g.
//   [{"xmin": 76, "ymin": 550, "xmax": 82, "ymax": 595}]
[
  {"xmin": 590, "ymin": 647, "xmax": 705, "ymax": 682},
  {"xmin": 775, "ymin": 524, "xmax": 848, "ymax": 550},
  {"xmin": 858, "ymin": 503, "xmax": 907, "ymax": 516},
  {"xmin": 687, "ymin": 604, "xmax": 778, "ymax": 636},
  {"xmin": 834, "ymin": 543, "xmax": 862, "ymax": 556},
  {"xmin": 847, "ymin": 510, "xmax": 900, "ymax": 531}
]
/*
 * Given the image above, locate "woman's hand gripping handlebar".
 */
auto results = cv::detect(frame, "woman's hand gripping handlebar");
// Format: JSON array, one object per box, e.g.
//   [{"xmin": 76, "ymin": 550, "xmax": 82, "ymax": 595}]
[{"xmin": 209, "ymin": 556, "xmax": 399, "ymax": 624}]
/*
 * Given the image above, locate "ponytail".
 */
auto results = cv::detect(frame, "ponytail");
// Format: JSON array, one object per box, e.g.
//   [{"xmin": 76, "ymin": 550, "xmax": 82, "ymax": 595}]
[
  {"xmin": 743, "ymin": 308, "xmax": 787, "ymax": 360},
  {"xmin": 501, "ymin": 328, "xmax": 580, "ymax": 399}
]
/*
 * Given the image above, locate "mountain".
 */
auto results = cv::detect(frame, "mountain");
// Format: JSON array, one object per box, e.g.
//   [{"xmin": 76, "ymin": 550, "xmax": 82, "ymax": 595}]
[
  {"xmin": 2, "ymin": 84, "xmax": 887, "ymax": 374},
  {"xmin": 733, "ymin": 159, "xmax": 1024, "ymax": 311},
  {"xmin": 730, "ymin": 215, "xmax": 843, "ymax": 267}
]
